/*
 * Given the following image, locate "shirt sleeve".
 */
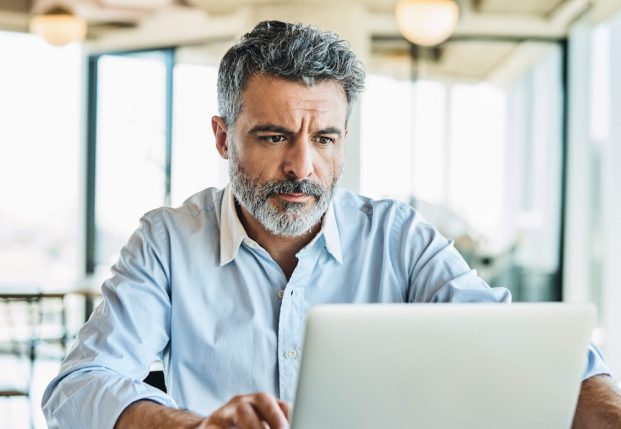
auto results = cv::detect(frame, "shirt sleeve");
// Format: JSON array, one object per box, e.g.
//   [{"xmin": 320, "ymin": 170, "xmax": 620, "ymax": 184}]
[
  {"xmin": 398, "ymin": 210, "xmax": 511, "ymax": 304},
  {"xmin": 42, "ymin": 212, "xmax": 178, "ymax": 429},
  {"xmin": 398, "ymin": 208, "xmax": 610, "ymax": 381},
  {"xmin": 582, "ymin": 343, "xmax": 611, "ymax": 380}
]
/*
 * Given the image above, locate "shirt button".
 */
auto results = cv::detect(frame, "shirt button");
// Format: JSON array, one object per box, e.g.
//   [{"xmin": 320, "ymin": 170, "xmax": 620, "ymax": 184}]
[
  {"xmin": 277, "ymin": 290, "xmax": 285, "ymax": 299},
  {"xmin": 287, "ymin": 349, "xmax": 298, "ymax": 359}
]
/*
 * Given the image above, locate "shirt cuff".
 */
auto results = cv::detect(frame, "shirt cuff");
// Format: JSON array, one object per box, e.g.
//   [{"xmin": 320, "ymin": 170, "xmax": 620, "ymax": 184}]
[
  {"xmin": 582, "ymin": 342, "xmax": 611, "ymax": 380},
  {"xmin": 43, "ymin": 369, "xmax": 178, "ymax": 429}
]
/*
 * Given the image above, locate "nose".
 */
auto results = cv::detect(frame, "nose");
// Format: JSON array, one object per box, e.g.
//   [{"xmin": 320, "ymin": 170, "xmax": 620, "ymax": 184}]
[{"xmin": 283, "ymin": 139, "xmax": 314, "ymax": 180}]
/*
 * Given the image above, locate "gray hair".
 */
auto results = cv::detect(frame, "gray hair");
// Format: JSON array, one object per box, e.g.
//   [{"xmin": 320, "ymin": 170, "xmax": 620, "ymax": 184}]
[{"xmin": 217, "ymin": 20, "xmax": 366, "ymax": 128}]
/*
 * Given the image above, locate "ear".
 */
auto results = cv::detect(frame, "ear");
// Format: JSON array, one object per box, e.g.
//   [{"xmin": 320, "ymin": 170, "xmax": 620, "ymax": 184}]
[{"xmin": 212, "ymin": 116, "xmax": 230, "ymax": 159}]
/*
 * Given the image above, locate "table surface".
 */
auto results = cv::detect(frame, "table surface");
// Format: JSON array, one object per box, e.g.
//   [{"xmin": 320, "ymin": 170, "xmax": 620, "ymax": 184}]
[
  {"xmin": 0, "ymin": 282, "xmax": 102, "ymax": 299},
  {"xmin": 0, "ymin": 282, "xmax": 103, "ymax": 322}
]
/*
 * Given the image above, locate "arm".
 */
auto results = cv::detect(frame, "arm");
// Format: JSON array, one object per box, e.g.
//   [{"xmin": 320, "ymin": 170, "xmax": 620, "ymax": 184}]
[
  {"xmin": 115, "ymin": 395, "xmax": 291, "ymax": 429},
  {"xmin": 115, "ymin": 401, "xmax": 205, "ymax": 429},
  {"xmin": 42, "ymin": 214, "xmax": 176, "ymax": 429},
  {"xmin": 572, "ymin": 375, "xmax": 621, "ymax": 429},
  {"xmin": 43, "ymin": 211, "xmax": 291, "ymax": 429},
  {"xmin": 396, "ymin": 208, "xmax": 619, "ymax": 428},
  {"xmin": 397, "ymin": 210, "xmax": 510, "ymax": 303}
]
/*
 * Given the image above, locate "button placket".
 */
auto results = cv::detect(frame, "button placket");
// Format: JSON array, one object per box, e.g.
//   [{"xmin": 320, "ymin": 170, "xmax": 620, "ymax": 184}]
[{"xmin": 277, "ymin": 246, "xmax": 323, "ymax": 401}]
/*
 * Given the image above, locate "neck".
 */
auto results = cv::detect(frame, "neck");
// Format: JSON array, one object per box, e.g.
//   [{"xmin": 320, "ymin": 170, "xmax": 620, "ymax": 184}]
[{"xmin": 236, "ymin": 202, "xmax": 321, "ymax": 279}]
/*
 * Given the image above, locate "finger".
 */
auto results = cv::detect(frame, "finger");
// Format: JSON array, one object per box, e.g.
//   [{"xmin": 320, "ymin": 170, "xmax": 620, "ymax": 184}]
[
  {"xmin": 277, "ymin": 400, "xmax": 292, "ymax": 420},
  {"xmin": 233, "ymin": 402, "xmax": 264, "ymax": 429},
  {"xmin": 250, "ymin": 392, "xmax": 289, "ymax": 428}
]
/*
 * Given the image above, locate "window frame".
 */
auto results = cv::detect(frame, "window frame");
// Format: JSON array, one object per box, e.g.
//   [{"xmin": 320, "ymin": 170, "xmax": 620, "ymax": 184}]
[{"xmin": 85, "ymin": 48, "xmax": 176, "ymax": 274}]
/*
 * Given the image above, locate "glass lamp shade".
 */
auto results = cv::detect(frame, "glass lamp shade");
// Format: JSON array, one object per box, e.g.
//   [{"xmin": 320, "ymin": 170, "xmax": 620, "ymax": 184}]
[
  {"xmin": 395, "ymin": 0, "xmax": 460, "ymax": 46},
  {"xmin": 30, "ymin": 11, "xmax": 87, "ymax": 47}
]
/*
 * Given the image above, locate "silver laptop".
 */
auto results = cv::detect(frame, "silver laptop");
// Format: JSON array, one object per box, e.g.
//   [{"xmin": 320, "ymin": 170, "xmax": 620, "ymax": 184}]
[{"xmin": 291, "ymin": 303, "xmax": 595, "ymax": 429}]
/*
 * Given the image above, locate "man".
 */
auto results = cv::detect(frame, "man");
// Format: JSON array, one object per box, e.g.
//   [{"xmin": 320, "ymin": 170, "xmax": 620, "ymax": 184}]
[{"xmin": 43, "ymin": 21, "xmax": 620, "ymax": 429}]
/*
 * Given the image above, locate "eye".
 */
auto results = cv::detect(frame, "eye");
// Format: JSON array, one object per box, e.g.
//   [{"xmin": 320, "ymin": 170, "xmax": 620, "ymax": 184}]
[
  {"xmin": 316, "ymin": 136, "xmax": 336, "ymax": 145},
  {"xmin": 259, "ymin": 135, "xmax": 286, "ymax": 143}
]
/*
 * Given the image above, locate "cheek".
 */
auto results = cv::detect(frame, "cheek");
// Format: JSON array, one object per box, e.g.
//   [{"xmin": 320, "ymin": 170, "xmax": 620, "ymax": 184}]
[
  {"xmin": 235, "ymin": 144, "xmax": 278, "ymax": 178},
  {"xmin": 315, "ymin": 151, "xmax": 343, "ymax": 184}
]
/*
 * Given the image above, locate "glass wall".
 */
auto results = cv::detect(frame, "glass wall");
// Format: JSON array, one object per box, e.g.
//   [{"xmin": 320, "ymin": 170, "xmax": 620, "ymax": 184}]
[
  {"xmin": 171, "ymin": 62, "xmax": 228, "ymax": 206},
  {"xmin": 566, "ymin": 10, "xmax": 621, "ymax": 380},
  {"xmin": 0, "ymin": 31, "xmax": 82, "ymax": 286},
  {"xmin": 95, "ymin": 53, "xmax": 169, "ymax": 268},
  {"xmin": 0, "ymin": 30, "xmax": 83, "ymax": 429},
  {"xmin": 361, "ymin": 41, "xmax": 564, "ymax": 302},
  {"xmin": 90, "ymin": 46, "xmax": 228, "ymax": 271}
]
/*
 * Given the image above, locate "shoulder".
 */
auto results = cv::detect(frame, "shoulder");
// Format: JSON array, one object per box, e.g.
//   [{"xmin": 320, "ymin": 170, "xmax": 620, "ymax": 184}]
[
  {"xmin": 332, "ymin": 188, "xmax": 424, "ymax": 227},
  {"xmin": 331, "ymin": 189, "xmax": 438, "ymax": 255}
]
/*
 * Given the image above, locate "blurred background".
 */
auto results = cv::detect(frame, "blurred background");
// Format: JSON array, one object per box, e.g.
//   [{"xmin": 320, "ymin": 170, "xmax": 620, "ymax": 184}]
[{"xmin": 1, "ymin": 0, "xmax": 620, "ymax": 427}]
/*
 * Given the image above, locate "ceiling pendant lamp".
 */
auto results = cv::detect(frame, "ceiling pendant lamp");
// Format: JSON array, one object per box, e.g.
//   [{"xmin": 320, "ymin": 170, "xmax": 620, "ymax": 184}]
[
  {"xmin": 395, "ymin": 0, "xmax": 460, "ymax": 47},
  {"xmin": 30, "ymin": 6, "xmax": 87, "ymax": 47}
]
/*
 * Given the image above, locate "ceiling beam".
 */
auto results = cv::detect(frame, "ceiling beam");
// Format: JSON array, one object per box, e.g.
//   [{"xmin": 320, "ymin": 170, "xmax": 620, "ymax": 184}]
[
  {"xmin": 547, "ymin": 0, "xmax": 590, "ymax": 25},
  {"xmin": 593, "ymin": 0, "xmax": 621, "ymax": 23},
  {"xmin": 370, "ymin": 0, "xmax": 594, "ymax": 40},
  {"xmin": 85, "ymin": 7, "xmax": 241, "ymax": 54},
  {"xmin": 369, "ymin": 10, "xmax": 567, "ymax": 40},
  {"xmin": 0, "ymin": 11, "xmax": 29, "ymax": 32},
  {"xmin": 0, "ymin": 0, "xmax": 33, "ymax": 13}
]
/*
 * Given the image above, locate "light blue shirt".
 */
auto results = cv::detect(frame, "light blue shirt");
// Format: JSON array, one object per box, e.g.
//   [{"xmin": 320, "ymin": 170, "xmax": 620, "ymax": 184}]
[{"xmin": 42, "ymin": 186, "xmax": 610, "ymax": 429}]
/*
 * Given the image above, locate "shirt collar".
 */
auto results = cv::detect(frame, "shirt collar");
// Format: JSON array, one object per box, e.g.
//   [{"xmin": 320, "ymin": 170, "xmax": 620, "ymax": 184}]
[
  {"xmin": 219, "ymin": 184, "xmax": 343, "ymax": 266},
  {"xmin": 321, "ymin": 199, "xmax": 343, "ymax": 264},
  {"xmin": 219, "ymin": 184, "xmax": 247, "ymax": 266}
]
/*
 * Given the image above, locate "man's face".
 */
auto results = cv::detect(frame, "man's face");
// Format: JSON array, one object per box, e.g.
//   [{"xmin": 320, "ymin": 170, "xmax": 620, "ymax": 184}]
[{"xmin": 218, "ymin": 74, "xmax": 348, "ymax": 237}]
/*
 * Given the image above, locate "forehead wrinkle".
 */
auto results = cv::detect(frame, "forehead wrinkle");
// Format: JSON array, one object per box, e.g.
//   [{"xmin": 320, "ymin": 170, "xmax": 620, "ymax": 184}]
[
  {"xmin": 237, "ymin": 76, "xmax": 348, "ymax": 132},
  {"xmin": 292, "ymin": 105, "xmax": 331, "ymax": 114},
  {"xmin": 244, "ymin": 109, "xmax": 344, "ymax": 136},
  {"xmin": 292, "ymin": 109, "xmax": 342, "ymax": 135}
]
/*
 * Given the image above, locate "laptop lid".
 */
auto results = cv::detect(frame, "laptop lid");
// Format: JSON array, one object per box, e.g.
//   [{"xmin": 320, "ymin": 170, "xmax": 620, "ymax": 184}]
[{"xmin": 291, "ymin": 303, "xmax": 595, "ymax": 429}]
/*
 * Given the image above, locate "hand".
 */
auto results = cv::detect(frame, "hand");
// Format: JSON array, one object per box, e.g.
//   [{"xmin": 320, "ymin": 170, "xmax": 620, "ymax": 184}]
[{"xmin": 200, "ymin": 392, "xmax": 291, "ymax": 429}]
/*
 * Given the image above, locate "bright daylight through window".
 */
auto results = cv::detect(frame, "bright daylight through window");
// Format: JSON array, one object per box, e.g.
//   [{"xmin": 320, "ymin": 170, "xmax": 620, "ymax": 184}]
[
  {"xmin": 0, "ymin": 31, "xmax": 81, "ymax": 286},
  {"xmin": 361, "ymin": 44, "xmax": 564, "ymax": 302}
]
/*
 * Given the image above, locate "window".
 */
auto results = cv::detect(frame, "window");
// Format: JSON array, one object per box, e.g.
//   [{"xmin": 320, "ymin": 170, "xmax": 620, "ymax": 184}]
[
  {"xmin": 578, "ymin": 11, "xmax": 621, "ymax": 381},
  {"xmin": 87, "ymin": 47, "xmax": 228, "ymax": 272},
  {"xmin": 361, "ymin": 42, "xmax": 564, "ymax": 302},
  {"xmin": 171, "ymin": 63, "xmax": 227, "ymax": 207},
  {"xmin": 0, "ymin": 31, "xmax": 82, "ymax": 285},
  {"xmin": 94, "ymin": 53, "xmax": 169, "ymax": 267}
]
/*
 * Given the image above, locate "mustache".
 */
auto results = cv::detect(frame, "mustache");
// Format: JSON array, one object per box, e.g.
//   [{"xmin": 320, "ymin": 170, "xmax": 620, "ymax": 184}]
[{"xmin": 262, "ymin": 179, "xmax": 324, "ymax": 199}]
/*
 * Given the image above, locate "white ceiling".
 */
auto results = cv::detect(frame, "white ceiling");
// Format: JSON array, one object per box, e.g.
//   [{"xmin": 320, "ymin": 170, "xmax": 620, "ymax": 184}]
[
  {"xmin": 473, "ymin": 0, "xmax": 566, "ymax": 15},
  {"xmin": 0, "ymin": 0, "xmax": 592, "ymax": 23},
  {"xmin": 1, "ymin": 0, "xmax": 619, "ymax": 82},
  {"xmin": 0, "ymin": 0, "xmax": 593, "ymax": 43},
  {"xmin": 186, "ymin": 0, "xmax": 572, "ymax": 16}
]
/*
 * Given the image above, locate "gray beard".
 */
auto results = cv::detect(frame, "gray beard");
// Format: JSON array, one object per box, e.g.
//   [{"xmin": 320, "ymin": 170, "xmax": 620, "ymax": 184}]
[{"xmin": 228, "ymin": 146, "xmax": 339, "ymax": 237}]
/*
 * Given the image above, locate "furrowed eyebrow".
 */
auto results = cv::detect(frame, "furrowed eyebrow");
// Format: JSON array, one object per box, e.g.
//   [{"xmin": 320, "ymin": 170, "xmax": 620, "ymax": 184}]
[
  {"xmin": 248, "ymin": 124, "xmax": 293, "ymax": 134},
  {"xmin": 248, "ymin": 124, "xmax": 343, "ymax": 137},
  {"xmin": 315, "ymin": 127, "xmax": 342, "ymax": 137}
]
